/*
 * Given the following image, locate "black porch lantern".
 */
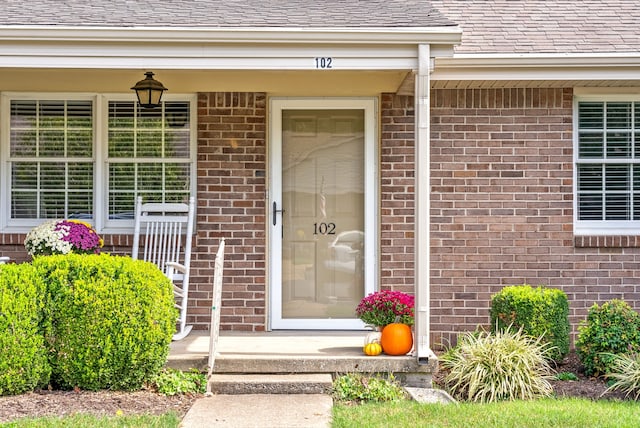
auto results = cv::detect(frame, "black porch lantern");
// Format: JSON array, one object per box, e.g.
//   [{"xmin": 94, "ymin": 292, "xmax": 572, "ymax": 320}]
[{"xmin": 131, "ymin": 71, "xmax": 167, "ymax": 109}]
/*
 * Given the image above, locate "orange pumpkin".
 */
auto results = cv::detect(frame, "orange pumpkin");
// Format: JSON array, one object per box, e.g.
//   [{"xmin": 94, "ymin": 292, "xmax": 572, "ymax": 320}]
[{"xmin": 380, "ymin": 323, "xmax": 413, "ymax": 356}]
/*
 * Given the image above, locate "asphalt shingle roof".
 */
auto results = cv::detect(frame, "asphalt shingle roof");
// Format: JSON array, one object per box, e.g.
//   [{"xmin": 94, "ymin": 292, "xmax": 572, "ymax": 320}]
[
  {"xmin": 0, "ymin": 0, "xmax": 456, "ymax": 28},
  {"xmin": 432, "ymin": 0, "xmax": 640, "ymax": 54}
]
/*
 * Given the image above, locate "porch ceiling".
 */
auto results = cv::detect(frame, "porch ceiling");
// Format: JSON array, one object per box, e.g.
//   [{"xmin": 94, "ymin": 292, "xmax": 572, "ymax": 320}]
[{"xmin": 0, "ymin": 68, "xmax": 412, "ymax": 96}]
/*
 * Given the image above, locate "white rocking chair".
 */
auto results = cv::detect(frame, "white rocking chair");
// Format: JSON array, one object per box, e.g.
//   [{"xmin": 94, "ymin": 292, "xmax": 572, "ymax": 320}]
[{"xmin": 132, "ymin": 196, "xmax": 196, "ymax": 341}]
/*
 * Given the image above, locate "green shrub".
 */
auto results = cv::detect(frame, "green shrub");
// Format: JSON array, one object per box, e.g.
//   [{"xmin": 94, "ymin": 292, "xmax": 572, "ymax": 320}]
[
  {"xmin": 439, "ymin": 328, "xmax": 554, "ymax": 403},
  {"xmin": 576, "ymin": 300, "xmax": 640, "ymax": 377},
  {"xmin": 604, "ymin": 352, "xmax": 640, "ymax": 399},
  {"xmin": 332, "ymin": 373, "xmax": 407, "ymax": 403},
  {"xmin": 151, "ymin": 368, "xmax": 206, "ymax": 396},
  {"xmin": 0, "ymin": 263, "xmax": 51, "ymax": 395},
  {"xmin": 490, "ymin": 284, "xmax": 569, "ymax": 362},
  {"xmin": 33, "ymin": 254, "xmax": 176, "ymax": 391}
]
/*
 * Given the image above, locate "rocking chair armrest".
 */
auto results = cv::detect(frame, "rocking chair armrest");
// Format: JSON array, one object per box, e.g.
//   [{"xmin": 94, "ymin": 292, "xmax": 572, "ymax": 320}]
[{"xmin": 165, "ymin": 261, "xmax": 188, "ymax": 278}]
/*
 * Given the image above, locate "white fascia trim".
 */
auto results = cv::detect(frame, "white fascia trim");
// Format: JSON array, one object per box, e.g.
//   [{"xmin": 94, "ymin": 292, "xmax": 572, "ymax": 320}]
[
  {"xmin": 438, "ymin": 52, "xmax": 640, "ymax": 66},
  {"xmin": 0, "ymin": 25, "xmax": 462, "ymax": 45},
  {"xmin": 433, "ymin": 52, "xmax": 640, "ymax": 80}
]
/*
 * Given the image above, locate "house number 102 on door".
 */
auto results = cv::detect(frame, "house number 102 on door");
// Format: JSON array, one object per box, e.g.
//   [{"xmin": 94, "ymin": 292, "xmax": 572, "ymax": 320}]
[
  {"xmin": 313, "ymin": 222, "xmax": 336, "ymax": 235},
  {"xmin": 314, "ymin": 57, "xmax": 333, "ymax": 69}
]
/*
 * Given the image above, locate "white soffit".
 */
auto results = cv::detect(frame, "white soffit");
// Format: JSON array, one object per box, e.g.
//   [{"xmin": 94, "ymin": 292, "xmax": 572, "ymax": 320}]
[
  {"xmin": 0, "ymin": 25, "xmax": 462, "ymax": 71},
  {"xmin": 432, "ymin": 53, "xmax": 640, "ymax": 83}
]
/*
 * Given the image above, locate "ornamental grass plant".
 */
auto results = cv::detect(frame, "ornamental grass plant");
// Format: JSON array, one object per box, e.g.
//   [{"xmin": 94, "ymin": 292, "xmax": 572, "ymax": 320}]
[
  {"xmin": 355, "ymin": 290, "xmax": 414, "ymax": 327},
  {"xmin": 439, "ymin": 328, "xmax": 554, "ymax": 403},
  {"xmin": 604, "ymin": 352, "xmax": 640, "ymax": 399}
]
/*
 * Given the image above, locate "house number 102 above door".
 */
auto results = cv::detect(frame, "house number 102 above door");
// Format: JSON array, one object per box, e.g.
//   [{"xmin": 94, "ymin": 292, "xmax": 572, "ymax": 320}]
[{"xmin": 314, "ymin": 57, "xmax": 333, "ymax": 69}]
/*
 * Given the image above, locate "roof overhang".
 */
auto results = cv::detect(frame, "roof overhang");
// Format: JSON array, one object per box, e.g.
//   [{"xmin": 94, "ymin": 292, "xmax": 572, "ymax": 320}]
[
  {"xmin": 432, "ymin": 53, "xmax": 640, "ymax": 88},
  {"xmin": 0, "ymin": 25, "xmax": 462, "ymax": 71}
]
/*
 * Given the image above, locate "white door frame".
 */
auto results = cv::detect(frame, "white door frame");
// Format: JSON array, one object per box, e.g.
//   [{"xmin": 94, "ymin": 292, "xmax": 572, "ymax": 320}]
[{"xmin": 268, "ymin": 97, "xmax": 378, "ymax": 330}]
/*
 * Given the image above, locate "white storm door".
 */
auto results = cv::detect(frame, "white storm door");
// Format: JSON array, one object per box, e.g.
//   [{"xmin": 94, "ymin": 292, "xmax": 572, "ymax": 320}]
[{"xmin": 269, "ymin": 98, "xmax": 377, "ymax": 330}]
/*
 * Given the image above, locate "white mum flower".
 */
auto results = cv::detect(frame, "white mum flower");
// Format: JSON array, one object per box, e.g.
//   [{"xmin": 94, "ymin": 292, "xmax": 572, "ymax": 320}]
[{"xmin": 24, "ymin": 220, "xmax": 72, "ymax": 256}]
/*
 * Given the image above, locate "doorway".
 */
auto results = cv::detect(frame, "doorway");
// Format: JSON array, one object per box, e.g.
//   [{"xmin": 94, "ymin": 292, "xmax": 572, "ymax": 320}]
[{"xmin": 269, "ymin": 98, "xmax": 377, "ymax": 329}]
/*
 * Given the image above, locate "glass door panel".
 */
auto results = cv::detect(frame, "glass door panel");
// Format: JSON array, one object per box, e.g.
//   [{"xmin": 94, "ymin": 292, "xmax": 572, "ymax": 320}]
[{"xmin": 281, "ymin": 109, "xmax": 365, "ymax": 320}]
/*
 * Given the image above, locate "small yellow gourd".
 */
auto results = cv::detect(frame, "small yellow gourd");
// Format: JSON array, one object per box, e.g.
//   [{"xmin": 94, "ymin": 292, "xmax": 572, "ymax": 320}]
[{"xmin": 363, "ymin": 342, "xmax": 383, "ymax": 356}]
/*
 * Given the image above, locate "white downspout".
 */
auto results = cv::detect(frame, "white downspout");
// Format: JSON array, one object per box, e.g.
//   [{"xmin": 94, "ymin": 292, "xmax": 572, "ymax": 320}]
[{"xmin": 414, "ymin": 43, "xmax": 432, "ymax": 363}]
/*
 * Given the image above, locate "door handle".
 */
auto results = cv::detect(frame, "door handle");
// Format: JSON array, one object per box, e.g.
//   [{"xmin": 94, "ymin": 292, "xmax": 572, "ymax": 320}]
[{"xmin": 272, "ymin": 201, "xmax": 285, "ymax": 226}]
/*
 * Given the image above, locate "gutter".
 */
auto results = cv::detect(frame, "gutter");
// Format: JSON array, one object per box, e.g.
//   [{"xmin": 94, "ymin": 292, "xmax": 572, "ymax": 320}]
[{"xmin": 0, "ymin": 25, "xmax": 462, "ymax": 45}]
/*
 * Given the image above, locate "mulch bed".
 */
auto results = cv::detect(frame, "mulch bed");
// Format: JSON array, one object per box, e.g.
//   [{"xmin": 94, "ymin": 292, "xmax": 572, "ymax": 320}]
[{"xmin": 0, "ymin": 389, "xmax": 199, "ymax": 423}]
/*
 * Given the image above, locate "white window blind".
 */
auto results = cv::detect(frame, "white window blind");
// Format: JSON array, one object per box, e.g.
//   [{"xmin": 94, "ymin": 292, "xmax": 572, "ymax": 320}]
[
  {"xmin": 106, "ymin": 100, "xmax": 192, "ymax": 220},
  {"xmin": 9, "ymin": 99, "xmax": 94, "ymax": 220},
  {"xmin": 576, "ymin": 100, "xmax": 640, "ymax": 232}
]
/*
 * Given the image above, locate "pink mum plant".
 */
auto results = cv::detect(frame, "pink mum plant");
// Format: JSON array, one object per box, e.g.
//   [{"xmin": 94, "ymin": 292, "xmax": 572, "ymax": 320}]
[{"xmin": 356, "ymin": 290, "xmax": 414, "ymax": 327}]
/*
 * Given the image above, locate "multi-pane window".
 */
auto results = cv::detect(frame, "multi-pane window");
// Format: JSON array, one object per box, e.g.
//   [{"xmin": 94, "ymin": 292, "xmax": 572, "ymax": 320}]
[
  {"xmin": 4, "ymin": 95, "xmax": 194, "ymax": 232},
  {"xmin": 576, "ymin": 100, "xmax": 640, "ymax": 232},
  {"xmin": 107, "ymin": 100, "xmax": 192, "ymax": 220},
  {"xmin": 9, "ymin": 99, "xmax": 94, "ymax": 220}
]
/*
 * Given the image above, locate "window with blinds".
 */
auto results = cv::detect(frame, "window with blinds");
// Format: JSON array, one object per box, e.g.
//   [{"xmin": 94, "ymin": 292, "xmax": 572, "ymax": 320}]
[
  {"xmin": 576, "ymin": 100, "xmax": 640, "ymax": 230},
  {"xmin": 107, "ymin": 100, "xmax": 192, "ymax": 220},
  {"xmin": 9, "ymin": 99, "xmax": 94, "ymax": 220},
  {"xmin": 3, "ymin": 95, "xmax": 195, "ymax": 232}
]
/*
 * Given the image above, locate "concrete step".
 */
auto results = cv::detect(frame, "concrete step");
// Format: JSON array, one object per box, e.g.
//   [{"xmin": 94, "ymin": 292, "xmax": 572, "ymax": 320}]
[
  {"xmin": 208, "ymin": 373, "xmax": 333, "ymax": 395},
  {"xmin": 211, "ymin": 354, "xmax": 434, "ymax": 375},
  {"xmin": 168, "ymin": 332, "xmax": 438, "ymax": 389}
]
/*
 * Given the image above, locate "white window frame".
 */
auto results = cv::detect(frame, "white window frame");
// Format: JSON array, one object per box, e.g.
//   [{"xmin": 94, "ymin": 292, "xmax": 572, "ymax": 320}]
[
  {"xmin": 0, "ymin": 92, "xmax": 197, "ymax": 234},
  {"xmin": 574, "ymin": 94, "xmax": 640, "ymax": 236},
  {"xmin": 99, "ymin": 94, "xmax": 198, "ymax": 234}
]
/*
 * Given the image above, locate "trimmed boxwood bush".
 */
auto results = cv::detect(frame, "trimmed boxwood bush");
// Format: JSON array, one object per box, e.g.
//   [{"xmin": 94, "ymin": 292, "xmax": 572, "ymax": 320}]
[
  {"xmin": 576, "ymin": 299, "xmax": 640, "ymax": 377},
  {"xmin": 0, "ymin": 263, "xmax": 51, "ymax": 395},
  {"xmin": 33, "ymin": 253, "xmax": 176, "ymax": 391},
  {"xmin": 490, "ymin": 284, "xmax": 569, "ymax": 362}
]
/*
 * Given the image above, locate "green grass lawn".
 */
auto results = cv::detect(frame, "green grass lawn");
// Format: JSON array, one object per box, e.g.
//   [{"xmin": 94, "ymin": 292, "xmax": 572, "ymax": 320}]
[
  {"xmin": 0, "ymin": 413, "xmax": 181, "ymax": 428},
  {"xmin": 332, "ymin": 398, "xmax": 640, "ymax": 428},
  {"xmin": 2, "ymin": 397, "xmax": 638, "ymax": 427}
]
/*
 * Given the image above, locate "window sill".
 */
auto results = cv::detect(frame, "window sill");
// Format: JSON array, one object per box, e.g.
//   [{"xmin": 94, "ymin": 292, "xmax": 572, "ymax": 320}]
[{"xmin": 574, "ymin": 235, "xmax": 640, "ymax": 248}]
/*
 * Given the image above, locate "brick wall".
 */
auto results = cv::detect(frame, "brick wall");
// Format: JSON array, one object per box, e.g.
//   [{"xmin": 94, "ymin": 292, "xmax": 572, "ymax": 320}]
[
  {"xmin": 193, "ymin": 92, "xmax": 267, "ymax": 331},
  {"xmin": 430, "ymin": 87, "xmax": 640, "ymax": 348},
  {"xmin": 380, "ymin": 94, "xmax": 416, "ymax": 294}
]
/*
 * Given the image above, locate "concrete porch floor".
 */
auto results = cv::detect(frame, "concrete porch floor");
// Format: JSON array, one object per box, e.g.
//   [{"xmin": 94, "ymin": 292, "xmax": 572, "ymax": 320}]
[
  {"xmin": 168, "ymin": 330, "xmax": 437, "ymax": 387},
  {"xmin": 169, "ymin": 330, "xmax": 367, "ymax": 368}
]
